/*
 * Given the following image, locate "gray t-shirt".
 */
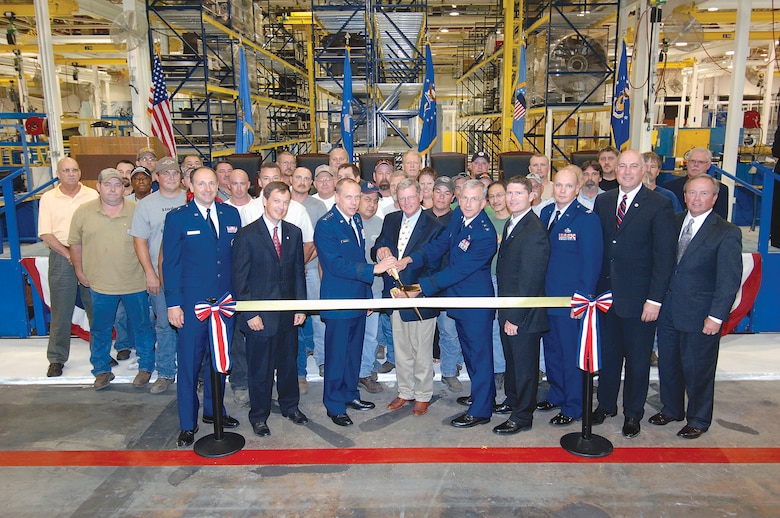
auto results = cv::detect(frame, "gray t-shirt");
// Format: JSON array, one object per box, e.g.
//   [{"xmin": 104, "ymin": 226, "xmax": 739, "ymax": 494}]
[
  {"xmin": 362, "ymin": 214, "xmax": 385, "ymax": 297},
  {"xmin": 130, "ymin": 190, "xmax": 187, "ymax": 273},
  {"xmin": 301, "ymin": 196, "xmax": 328, "ymax": 271}
]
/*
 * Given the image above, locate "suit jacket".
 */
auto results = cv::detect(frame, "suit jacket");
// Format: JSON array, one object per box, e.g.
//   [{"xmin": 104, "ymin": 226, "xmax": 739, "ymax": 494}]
[
  {"xmin": 409, "ymin": 207, "xmax": 496, "ymax": 320},
  {"xmin": 664, "ymin": 174, "xmax": 729, "ymax": 219},
  {"xmin": 162, "ymin": 201, "xmax": 241, "ymax": 311},
  {"xmin": 495, "ymin": 210, "xmax": 550, "ymax": 332},
  {"xmin": 541, "ymin": 202, "xmax": 603, "ymax": 316},
  {"xmin": 594, "ymin": 185, "xmax": 676, "ymax": 318},
  {"xmin": 659, "ymin": 211, "xmax": 742, "ymax": 332},
  {"xmin": 371, "ymin": 209, "xmax": 444, "ymax": 321},
  {"xmin": 231, "ymin": 217, "xmax": 306, "ymax": 336},
  {"xmin": 314, "ymin": 206, "xmax": 375, "ymax": 319}
]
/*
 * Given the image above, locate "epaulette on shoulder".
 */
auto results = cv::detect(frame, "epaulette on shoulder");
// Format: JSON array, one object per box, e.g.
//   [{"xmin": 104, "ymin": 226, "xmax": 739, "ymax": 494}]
[
  {"xmin": 169, "ymin": 205, "xmax": 187, "ymax": 215},
  {"xmin": 321, "ymin": 211, "xmax": 335, "ymax": 221}
]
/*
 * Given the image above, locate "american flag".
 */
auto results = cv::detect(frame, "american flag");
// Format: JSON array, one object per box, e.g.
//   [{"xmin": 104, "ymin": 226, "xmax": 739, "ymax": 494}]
[
  {"xmin": 148, "ymin": 53, "xmax": 177, "ymax": 157},
  {"xmin": 513, "ymin": 91, "xmax": 527, "ymax": 120}
]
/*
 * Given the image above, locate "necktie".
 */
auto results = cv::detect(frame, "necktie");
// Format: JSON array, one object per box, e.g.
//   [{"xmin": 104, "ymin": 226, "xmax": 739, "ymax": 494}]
[
  {"xmin": 272, "ymin": 225, "xmax": 282, "ymax": 259},
  {"xmin": 548, "ymin": 210, "xmax": 560, "ymax": 233},
  {"xmin": 677, "ymin": 219, "xmax": 694, "ymax": 263},
  {"xmin": 206, "ymin": 208, "xmax": 218, "ymax": 238},
  {"xmin": 460, "ymin": 216, "xmax": 466, "ymax": 232},
  {"xmin": 349, "ymin": 218, "xmax": 360, "ymax": 242},
  {"xmin": 616, "ymin": 194, "xmax": 627, "ymax": 230},
  {"xmin": 397, "ymin": 218, "xmax": 411, "ymax": 257},
  {"xmin": 504, "ymin": 218, "xmax": 515, "ymax": 238}
]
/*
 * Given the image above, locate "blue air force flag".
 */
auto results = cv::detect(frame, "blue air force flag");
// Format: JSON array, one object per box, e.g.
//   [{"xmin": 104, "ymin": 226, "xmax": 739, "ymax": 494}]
[
  {"xmin": 611, "ymin": 40, "xmax": 630, "ymax": 150},
  {"xmin": 418, "ymin": 42, "xmax": 437, "ymax": 154}
]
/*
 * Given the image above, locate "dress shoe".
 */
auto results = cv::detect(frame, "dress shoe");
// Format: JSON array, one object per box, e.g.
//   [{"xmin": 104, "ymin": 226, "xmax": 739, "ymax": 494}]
[
  {"xmin": 133, "ymin": 370, "xmax": 152, "ymax": 387},
  {"xmin": 456, "ymin": 395, "xmax": 473, "ymax": 407},
  {"xmin": 252, "ymin": 422, "xmax": 271, "ymax": 436},
  {"xmin": 283, "ymin": 409, "xmax": 309, "ymax": 425},
  {"xmin": 93, "ymin": 372, "xmax": 115, "ymax": 390},
  {"xmin": 649, "ymin": 412, "xmax": 683, "ymax": 426},
  {"xmin": 451, "ymin": 413, "xmax": 490, "ymax": 428},
  {"xmin": 591, "ymin": 407, "xmax": 617, "ymax": 425},
  {"xmin": 379, "ymin": 361, "xmax": 395, "ymax": 373},
  {"xmin": 202, "ymin": 415, "xmax": 240, "ymax": 428},
  {"xmin": 387, "ymin": 397, "xmax": 413, "ymax": 410},
  {"xmin": 47, "ymin": 363, "xmax": 64, "ymax": 377},
  {"xmin": 622, "ymin": 417, "xmax": 641, "ymax": 438},
  {"xmin": 177, "ymin": 426, "xmax": 199, "ymax": 447},
  {"xmin": 328, "ymin": 413, "xmax": 353, "ymax": 426},
  {"xmin": 346, "ymin": 399, "xmax": 375, "ymax": 411},
  {"xmin": 677, "ymin": 424, "xmax": 706, "ymax": 439},
  {"xmin": 493, "ymin": 419, "xmax": 532, "ymax": 435},
  {"xmin": 116, "ymin": 349, "xmax": 131, "ymax": 361},
  {"xmin": 359, "ymin": 376, "xmax": 383, "ymax": 393},
  {"xmin": 536, "ymin": 400, "xmax": 559, "ymax": 411},
  {"xmin": 550, "ymin": 413, "xmax": 577, "ymax": 426},
  {"xmin": 492, "ymin": 402, "xmax": 512, "ymax": 414},
  {"xmin": 442, "ymin": 376, "xmax": 463, "ymax": 392},
  {"xmin": 412, "ymin": 401, "xmax": 429, "ymax": 416}
]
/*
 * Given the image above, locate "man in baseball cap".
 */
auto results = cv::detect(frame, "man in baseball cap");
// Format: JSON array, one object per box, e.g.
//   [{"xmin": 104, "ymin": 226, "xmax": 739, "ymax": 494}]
[
  {"xmin": 469, "ymin": 151, "xmax": 490, "ymax": 180},
  {"xmin": 312, "ymin": 164, "xmax": 336, "ymax": 209}
]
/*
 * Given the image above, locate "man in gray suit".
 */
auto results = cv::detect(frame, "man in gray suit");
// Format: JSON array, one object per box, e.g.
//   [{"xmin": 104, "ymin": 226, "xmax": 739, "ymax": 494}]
[{"xmin": 650, "ymin": 174, "xmax": 742, "ymax": 439}]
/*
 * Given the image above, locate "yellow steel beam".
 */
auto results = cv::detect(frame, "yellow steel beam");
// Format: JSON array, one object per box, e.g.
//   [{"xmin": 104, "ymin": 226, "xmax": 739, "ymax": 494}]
[
  {"xmin": 456, "ymin": 47, "xmax": 503, "ymax": 84},
  {"xmin": 1, "ymin": 43, "xmax": 120, "ymax": 53},
  {"xmin": 457, "ymin": 113, "xmax": 501, "ymax": 121},
  {"xmin": 525, "ymin": 14, "xmax": 550, "ymax": 35},
  {"xmin": 252, "ymin": 138, "xmax": 310, "ymax": 152},
  {"xmin": 687, "ymin": 10, "xmax": 780, "ymax": 24},
  {"xmin": 0, "ymin": 0, "xmax": 79, "ymax": 18},
  {"xmin": 661, "ymin": 31, "xmax": 779, "ymax": 42},
  {"xmin": 54, "ymin": 57, "xmax": 127, "ymax": 66}
]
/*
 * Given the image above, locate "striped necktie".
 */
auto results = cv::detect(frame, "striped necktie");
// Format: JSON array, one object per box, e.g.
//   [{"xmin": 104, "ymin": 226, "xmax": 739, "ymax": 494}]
[{"xmin": 616, "ymin": 194, "xmax": 627, "ymax": 230}]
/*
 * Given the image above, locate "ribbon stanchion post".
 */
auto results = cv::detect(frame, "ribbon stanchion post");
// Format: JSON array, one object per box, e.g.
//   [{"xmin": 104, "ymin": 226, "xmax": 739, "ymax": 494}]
[
  {"xmin": 560, "ymin": 291, "xmax": 614, "ymax": 458},
  {"xmin": 192, "ymin": 293, "xmax": 245, "ymax": 458}
]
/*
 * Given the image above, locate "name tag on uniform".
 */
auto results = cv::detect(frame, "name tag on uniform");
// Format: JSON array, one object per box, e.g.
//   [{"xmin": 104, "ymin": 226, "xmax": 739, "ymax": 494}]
[
  {"xmin": 340, "ymin": 239, "xmax": 351, "ymax": 244},
  {"xmin": 226, "ymin": 226, "xmax": 238, "ymax": 234},
  {"xmin": 187, "ymin": 230, "xmax": 201, "ymax": 235},
  {"xmin": 458, "ymin": 239, "xmax": 471, "ymax": 251}
]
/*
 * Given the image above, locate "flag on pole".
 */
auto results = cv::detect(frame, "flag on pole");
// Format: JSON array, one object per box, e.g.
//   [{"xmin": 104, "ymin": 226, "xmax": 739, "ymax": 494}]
[
  {"xmin": 148, "ymin": 52, "xmax": 176, "ymax": 158},
  {"xmin": 611, "ymin": 39, "xmax": 630, "ymax": 150},
  {"xmin": 417, "ymin": 42, "xmax": 437, "ymax": 154},
  {"xmin": 341, "ymin": 46, "xmax": 354, "ymax": 159},
  {"xmin": 511, "ymin": 44, "xmax": 528, "ymax": 147},
  {"xmin": 235, "ymin": 45, "xmax": 255, "ymax": 154}
]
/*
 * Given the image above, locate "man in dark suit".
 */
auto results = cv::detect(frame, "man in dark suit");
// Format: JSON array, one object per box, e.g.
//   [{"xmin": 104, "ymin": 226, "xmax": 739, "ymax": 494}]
[
  {"xmin": 232, "ymin": 181, "xmax": 309, "ymax": 437},
  {"xmin": 538, "ymin": 166, "xmax": 603, "ymax": 426},
  {"xmin": 593, "ymin": 149, "xmax": 676, "ymax": 438},
  {"xmin": 162, "ymin": 167, "xmax": 242, "ymax": 448},
  {"xmin": 372, "ymin": 178, "xmax": 444, "ymax": 416},
  {"xmin": 663, "ymin": 147, "xmax": 730, "ymax": 219},
  {"xmin": 650, "ymin": 174, "xmax": 742, "ymax": 439},
  {"xmin": 401, "ymin": 179, "xmax": 497, "ymax": 428},
  {"xmin": 493, "ymin": 176, "xmax": 550, "ymax": 434},
  {"xmin": 314, "ymin": 178, "xmax": 396, "ymax": 426}
]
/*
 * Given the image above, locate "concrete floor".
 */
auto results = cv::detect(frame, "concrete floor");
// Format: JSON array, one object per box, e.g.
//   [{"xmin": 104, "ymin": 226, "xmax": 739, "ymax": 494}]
[{"xmin": 1, "ymin": 347, "xmax": 779, "ymax": 517}]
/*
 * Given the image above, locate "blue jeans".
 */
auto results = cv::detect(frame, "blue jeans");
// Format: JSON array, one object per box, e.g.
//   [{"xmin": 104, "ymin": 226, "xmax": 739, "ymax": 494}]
[
  {"xmin": 297, "ymin": 317, "xmax": 314, "ymax": 377},
  {"xmin": 113, "ymin": 300, "xmax": 134, "ymax": 352},
  {"xmin": 361, "ymin": 309, "xmax": 379, "ymax": 378},
  {"xmin": 491, "ymin": 274, "xmax": 506, "ymax": 374},
  {"xmin": 378, "ymin": 312, "xmax": 394, "ymax": 364},
  {"xmin": 89, "ymin": 290, "xmax": 155, "ymax": 376},
  {"xmin": 149, "ymin": 290, "xmax": 177, "ymax": 379},
  {"xmin": 305, "ymin": 267, "xmax": 326, "ymax": 367},
  {"xmin": 437, "ymin": 311, "xmax": 463, "ymax": 377}
]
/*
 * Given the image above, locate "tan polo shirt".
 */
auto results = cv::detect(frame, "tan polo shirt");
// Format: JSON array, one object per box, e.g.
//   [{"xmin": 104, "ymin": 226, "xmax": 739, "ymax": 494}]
[
  {"xmin": 68, "ymin": 199, "xmax": 146, "ymax": 295},
  {"xmin": 37, "ymin": 183, "xmax": 99, "ymax": 246}
]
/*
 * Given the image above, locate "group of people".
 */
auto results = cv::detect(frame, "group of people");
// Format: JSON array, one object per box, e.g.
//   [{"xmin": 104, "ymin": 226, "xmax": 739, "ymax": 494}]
[{"xmin": 37, "ymin": 143, "xmax": 742, "ymax": 447}]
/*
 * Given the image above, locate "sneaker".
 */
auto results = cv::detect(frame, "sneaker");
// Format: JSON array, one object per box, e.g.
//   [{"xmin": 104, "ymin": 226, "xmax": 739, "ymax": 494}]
[
  {"xmin": 233, "ymin": 388, "xmax": 250, "ymax": 405},
  {"xmin": 298, "ymin": 376, "xmax": 309, "ymax": 395},
  {"xmin": 442, "ymin": 375, "xmax": 463, "ymax": 392},
  {"xmin": 650, "ymin": 350, "xmax": 659, "ymax": 367},
  {"xmin": 133, "ymin": 370, "xmax": 152, "ymax": 387},
  {"xmin": 375, "ymin": 344, "xmax": 386, "ymax": 360},
  {"xmin": 379, "ymin": 361, "xmax": 395, "ymax": 373},
  {"xmin": 359, "ymin": 376, "xmax": 383, "ymax": 393},
  {"xmin": 150, "ymin": 377, "xmax": 173, "ymax": 394},
  {"xmin": 116, "ymin": 349, "xmax": 131, "ymax": 361},
  {"xmin": 494, "ymin": 372, "xmax": 505, "ymax": 391},
  {"xmin": 94, "ymin": 372, "xmax": 115, "ymax": 390}
]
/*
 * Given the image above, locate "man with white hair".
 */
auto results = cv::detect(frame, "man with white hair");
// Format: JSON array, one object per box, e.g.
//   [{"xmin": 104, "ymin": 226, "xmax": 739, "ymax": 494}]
[{"xmin": 663, "ymin": 147, "xmax": 729, "ymax": 219}]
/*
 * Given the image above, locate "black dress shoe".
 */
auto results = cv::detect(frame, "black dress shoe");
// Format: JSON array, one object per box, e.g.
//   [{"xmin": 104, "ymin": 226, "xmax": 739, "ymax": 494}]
[
  {"xmin": 47, "ymin": 363, "xmax": 64, "ymax": 377},
  {"xmin": 346, "ymin": 399, "xmax": 375, "ymax": 411},
  {"xmin": 176, "ymin": 426, "xmax": 199, "ymax": 447},
  {"xmin": 648, "ymin": 412, "xmax": 683, "ymax": 426},
  {"xmin": 202, "ymin": 415, "xmax": 240, "ymax": 428},
  {"xmin": 283, "ymin": 409, "xmax": 309, "ymax": 425},
  {"xmin": 451, "ymin": 413, "xmax": 490, "ymax": 428},
  {"xmin": 622, "ymin": 417, "xmax": 641, "ymax": 438},
  {"xmin": 493, "ymin": 419, "xmax": 532, "ymax": 435},
  {"xmin": 456, "ymin": 395, "xmax": 473, "ymax": 407},
  {"xmin": 592, "ymin": 407, "xmax": 617, "ymax": 425},
  {"xmin": 252, "ymin": 422, "xmax": 271, "ymax": 436},
  {"xmin": 328, "ymin": 413, "xmax": 353, "ymax": 427},
  {"xmin": 536, "ymin": 400, "xmax": 559, "ymax": 411},
  {"xmin": 677, "ymin": 424, "xmax": 706, "ymax": 439},
  {"xmin": 492, "ymin": 403, "xmax": 512, "ymax": 414},
  {"xmin": 550, "ymin": 413, "xmax": 576, "ymax": 426}
]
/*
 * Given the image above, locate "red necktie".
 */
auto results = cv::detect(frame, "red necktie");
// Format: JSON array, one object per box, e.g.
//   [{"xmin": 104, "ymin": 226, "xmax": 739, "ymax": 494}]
[
  {"xmin": 272, "ymin": 226, "xmax": 281, "ymax": 259},
  {"xmin": 616, "ymin": 194, "xmax": 627, "ymax": 230}
]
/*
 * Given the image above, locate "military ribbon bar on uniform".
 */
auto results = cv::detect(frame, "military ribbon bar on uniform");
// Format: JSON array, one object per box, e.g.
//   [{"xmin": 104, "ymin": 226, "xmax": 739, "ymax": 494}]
[
  {"xmin": 194, "ymin": 292, "xmax": 236, "ymax": 374},
  {"xmin": 571, "ymin": 291, "xmax": 613, "ymax": 373}
]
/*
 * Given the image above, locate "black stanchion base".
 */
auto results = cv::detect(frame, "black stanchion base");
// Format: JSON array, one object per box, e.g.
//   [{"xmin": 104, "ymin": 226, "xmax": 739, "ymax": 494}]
[
  {"xmin": 560, "ymin": 432, "xmax": 613, "ymax": 458},
  {"xmin": 193, "ymin": 432, "xmax": 245, "ymax": 458}
]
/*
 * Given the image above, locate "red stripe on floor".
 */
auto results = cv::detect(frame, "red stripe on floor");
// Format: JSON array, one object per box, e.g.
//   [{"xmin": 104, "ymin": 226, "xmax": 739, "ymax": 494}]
[{"xmin": 1, "ymin": 447, "xmax": 779, "ymax": 467}]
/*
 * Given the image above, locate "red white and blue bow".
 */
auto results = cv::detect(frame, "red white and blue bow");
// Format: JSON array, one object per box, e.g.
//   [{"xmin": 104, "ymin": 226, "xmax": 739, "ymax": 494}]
[
  {"xmin": 194, "ymin": 292, "xmax": 236, "ymax": 374},
  {"xmin": 571, "ymin": 291, "xmax": 613, "ymax": 373}
]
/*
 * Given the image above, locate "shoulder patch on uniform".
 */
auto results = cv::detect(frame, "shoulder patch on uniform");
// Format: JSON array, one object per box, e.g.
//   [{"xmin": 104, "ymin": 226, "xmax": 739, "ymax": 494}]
[{"xmin": 321, "ymin": 212, "xmax": 335, "ymax": 221}]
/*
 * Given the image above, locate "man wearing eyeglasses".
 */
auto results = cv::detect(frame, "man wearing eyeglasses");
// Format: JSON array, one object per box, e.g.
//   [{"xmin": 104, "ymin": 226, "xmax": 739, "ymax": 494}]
[
  {"xmin": 663, "ymin": 147, "xmax": 730, "ymax": 219},
  {"xmin": 136, "ymin": 147, "xmax": 159, "ymax": 191},
  {"xmin": 312, "ymin": 165, "xmax": 336, "ymax": 210}
]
